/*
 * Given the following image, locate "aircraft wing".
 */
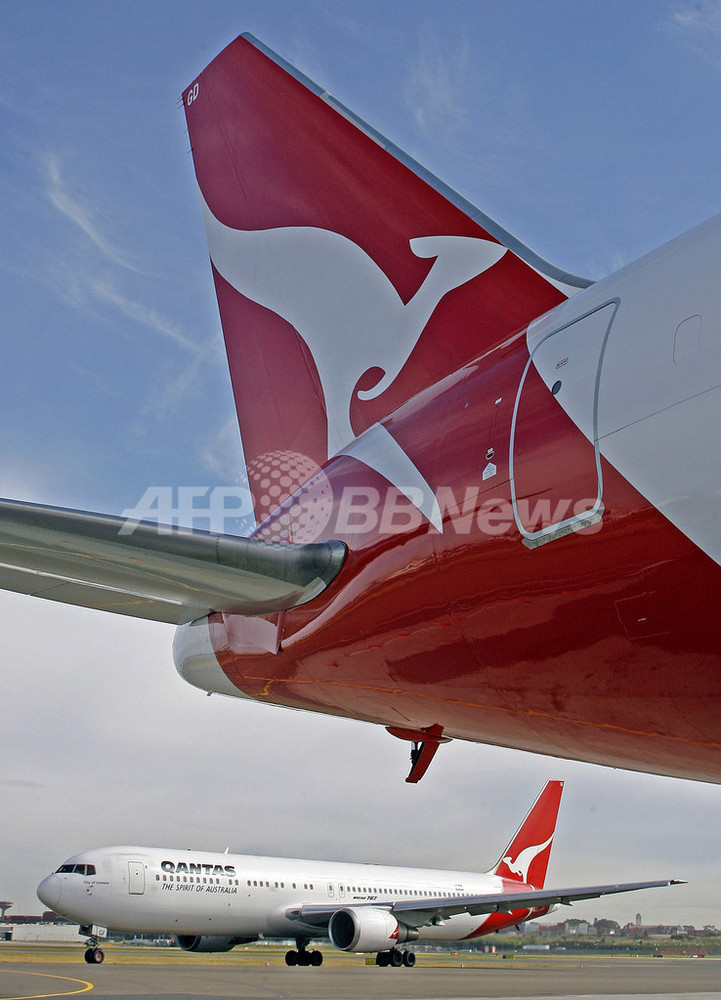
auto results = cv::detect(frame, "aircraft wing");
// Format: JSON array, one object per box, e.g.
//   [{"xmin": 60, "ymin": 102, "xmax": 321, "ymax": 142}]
[
  {"xmin": 0, "ymin": 498, "xmax": 346, "ymax": 624},
  {"xmin": 389, "ymin": 878, "xmax": 683, "ymax": 927},
  {"xmin": 289, "ymin": 879, "xmax": 683, "ymax": 930}
]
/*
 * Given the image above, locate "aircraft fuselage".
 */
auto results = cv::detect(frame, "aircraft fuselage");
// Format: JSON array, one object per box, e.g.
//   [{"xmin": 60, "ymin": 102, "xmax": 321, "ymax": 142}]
[{"xmin": 175, "ymin": 214, "xmax": 721, "ymax": 782}]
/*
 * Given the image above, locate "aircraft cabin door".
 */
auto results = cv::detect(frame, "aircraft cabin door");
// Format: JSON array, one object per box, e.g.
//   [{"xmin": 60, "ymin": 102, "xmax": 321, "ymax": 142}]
[
  {"xmin": 128, "ymin": 861, "xmax": 146, "ymax": 895},
  {"xmin": 510, "ymin": 301, "xmax": 618, "ymax": 547}
]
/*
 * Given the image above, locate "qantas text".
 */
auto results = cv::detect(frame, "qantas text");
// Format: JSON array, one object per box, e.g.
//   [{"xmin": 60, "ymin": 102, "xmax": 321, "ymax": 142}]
[{"xmin": 161, "ymin": 861, "xmax": 236, "ymax": 876}]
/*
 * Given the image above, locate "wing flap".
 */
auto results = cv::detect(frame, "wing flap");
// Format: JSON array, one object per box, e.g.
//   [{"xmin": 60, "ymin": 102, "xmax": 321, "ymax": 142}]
[{"xmin": 0, "ymin": 499, "xmax": 346, "ymax": 624}]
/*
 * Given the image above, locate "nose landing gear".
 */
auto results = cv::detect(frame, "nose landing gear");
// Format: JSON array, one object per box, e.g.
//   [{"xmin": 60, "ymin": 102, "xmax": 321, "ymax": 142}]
[{"xmin": 79, "ymin": 925, "xmax": 107, "ymax": 964}]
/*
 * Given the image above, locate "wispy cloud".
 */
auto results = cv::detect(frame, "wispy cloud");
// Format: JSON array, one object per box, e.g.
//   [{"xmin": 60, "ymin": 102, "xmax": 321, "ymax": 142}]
[
  {"xmin": 0, "ymin": 466, "xmax": 65, "ymax": 505},
  {"xmin": 131, "ymin": 351, "xmax": 209, "ymax": 435},
  {"xmin": 44, "ymin": 154, "xmax": 140, "ymax": 272},
  {"xmin": 404, "ymin": 33, "xmax": 472, "ymax": 141},
  {"xmin": 670, "ymin": 0, "xmax": 721, "ymax": 35},
  {"xmin": 665, "ymin": 1, "xmax": 721, "ymax": 63},
  {"xmin": 35, "ymin": 152, "xmax": 216, "ymax": 424},
  {"xmin": 313, "ymin": 1, "xmax": 379, "ymax": 48},
  {"xmin": 0, "ymin": 778, "xmax": 41, "ymax": 788},
  {"xmin": 199, "ymin": 416, "xmax": 247, "ymax": 484},
  {"xmin": 40, "ymin": 154, "xmax": 213, "ymax": 351},
  {"xmin": 90, "ymin": 278, "xmax": 207, "ymax": 355}
]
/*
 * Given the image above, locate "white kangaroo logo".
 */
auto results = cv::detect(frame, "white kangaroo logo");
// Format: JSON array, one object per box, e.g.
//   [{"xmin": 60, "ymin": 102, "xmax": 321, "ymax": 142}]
[
  {"xmin": 200, "ymin": 196, "xmax": 507, "ymax": 457},
  {"xmin": 502, "ymin": 835, "xmax": 553, "ymax": 884}
]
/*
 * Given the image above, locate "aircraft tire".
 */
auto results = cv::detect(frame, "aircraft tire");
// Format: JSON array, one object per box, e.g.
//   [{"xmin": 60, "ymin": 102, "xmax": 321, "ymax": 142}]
[
  {"xmin": 284, "ymin": 950, "xmax": 297, "ymax": 966},
  {"xmin": 83, "ymin": 950, "xmax": 93, "ymax": 964},
  {"xmin": 297, "ymin": 950, "xmax": 311, "ymax": 967},
  {"xmin": 403, "ymin": 950, "xmax": 416, "ymax": 967},
  {"xmin": 389, "ymin": 948, "xmax": 403, "ymax": 968},
  {"xmin": 376, "ymin": 951, "xmax": 390, "ymax": 967},
  {"xmin": 310, "ymin": 950, "xmax": 323, "ymax": 966}
]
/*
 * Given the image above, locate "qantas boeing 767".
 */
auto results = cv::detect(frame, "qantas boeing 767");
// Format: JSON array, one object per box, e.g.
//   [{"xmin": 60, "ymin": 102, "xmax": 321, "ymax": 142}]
[
  {"xmin": 1, "ymin": 33, "xmax": 720, "ymax": 782},
  {"xmin": 37, "ymin": 781, "xmax": 681, "ymax": 966}
]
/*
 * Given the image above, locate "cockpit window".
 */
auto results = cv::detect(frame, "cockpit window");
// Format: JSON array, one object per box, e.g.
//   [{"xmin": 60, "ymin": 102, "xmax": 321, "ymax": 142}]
[{"xmin": 55, "ymin": 863, "xmax": 96, "ymax": 875}]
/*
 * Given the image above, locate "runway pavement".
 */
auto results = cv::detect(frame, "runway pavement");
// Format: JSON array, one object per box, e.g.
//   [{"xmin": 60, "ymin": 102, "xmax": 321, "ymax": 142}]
[{"xmin": 0, "ymin": 954, "xmax": 718, "ymax": 999}]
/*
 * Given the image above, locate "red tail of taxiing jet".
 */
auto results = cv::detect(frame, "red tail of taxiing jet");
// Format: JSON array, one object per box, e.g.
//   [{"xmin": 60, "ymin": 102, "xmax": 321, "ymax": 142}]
[
  {"xmin": 491, "ymin": 780, "xmax": 563, "ymax": 887},
  {"xmin": 182, "ymin": 33, "xmax": 590, "ymax": 524}
]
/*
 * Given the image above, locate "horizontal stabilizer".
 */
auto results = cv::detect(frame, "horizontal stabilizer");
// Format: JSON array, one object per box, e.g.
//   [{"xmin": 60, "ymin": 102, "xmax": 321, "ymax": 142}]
[{"xmin": 0, "ymin": 498, "xmax": 345, "ymax": 624}]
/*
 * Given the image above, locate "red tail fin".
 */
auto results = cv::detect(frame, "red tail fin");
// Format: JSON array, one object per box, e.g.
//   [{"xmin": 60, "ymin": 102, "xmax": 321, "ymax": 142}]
[
  {"xmin": 491, "ymin": 780, "xmax": 564, "ymax": 888},
  {"xmin": 182, "ymin": 35, "xmax": 588, "ymax": 523}
]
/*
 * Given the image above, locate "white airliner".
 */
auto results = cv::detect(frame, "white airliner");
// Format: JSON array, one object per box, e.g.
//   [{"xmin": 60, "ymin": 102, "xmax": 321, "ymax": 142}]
[{"xmin": 37, "ymin": 781, "xmax": 681, "ymax": 967}]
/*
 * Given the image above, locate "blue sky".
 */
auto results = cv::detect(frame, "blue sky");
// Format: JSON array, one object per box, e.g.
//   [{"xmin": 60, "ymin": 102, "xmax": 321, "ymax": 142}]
[{"xmin": 1, "ymin": 0, "xmax": 721, "ymax": 927}]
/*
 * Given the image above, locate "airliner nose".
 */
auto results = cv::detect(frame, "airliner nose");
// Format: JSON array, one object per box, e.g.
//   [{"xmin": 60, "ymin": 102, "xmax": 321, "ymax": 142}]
[{"xmin": 37, "ymin": 874, "xmax": 62, "ymax": 910}]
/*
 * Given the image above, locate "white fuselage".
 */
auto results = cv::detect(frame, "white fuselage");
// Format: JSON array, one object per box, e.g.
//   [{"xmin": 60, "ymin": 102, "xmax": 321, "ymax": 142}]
[{"xmin": 37, "ymin": 845, "xmax": 511, "ymax": 944}]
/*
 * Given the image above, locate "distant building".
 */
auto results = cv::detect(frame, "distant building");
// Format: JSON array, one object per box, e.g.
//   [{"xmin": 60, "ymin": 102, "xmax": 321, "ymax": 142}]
[
  {"xmin": 0, "ymin": 910, "xmax": 80, "ymax": 944},
  {"xmin": 564, "ymin": 920, "xmax": 590, "ymax": 935},
  {"xmin": 1, "ymin": 923, "xmax": 83, "ymax": 943}
]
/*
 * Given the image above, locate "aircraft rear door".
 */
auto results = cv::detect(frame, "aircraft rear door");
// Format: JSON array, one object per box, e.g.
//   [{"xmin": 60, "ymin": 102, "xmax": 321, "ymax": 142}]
[
  {"xmin": 128, "ymin": 861, "xmax": 146, "ymax": 895},
  {"xmin": 510, "ymin": 301, "xmax": 617, "ymax": 546}
]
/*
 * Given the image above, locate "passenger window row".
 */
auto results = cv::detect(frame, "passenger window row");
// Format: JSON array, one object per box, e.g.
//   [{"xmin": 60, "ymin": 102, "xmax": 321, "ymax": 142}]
[{"xmin": 156, "ymin": 874, "xmax": 239, "ymax": 885}]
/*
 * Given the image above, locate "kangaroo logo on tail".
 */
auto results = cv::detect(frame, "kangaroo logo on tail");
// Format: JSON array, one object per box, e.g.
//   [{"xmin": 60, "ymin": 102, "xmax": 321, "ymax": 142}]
[
  {"xmin": 200, "ymin": 196, "xmax": 506, "ymax": 457},
  {"xmin": 501, "ymin": 835, "xmax": 554, "ymax": 884}
]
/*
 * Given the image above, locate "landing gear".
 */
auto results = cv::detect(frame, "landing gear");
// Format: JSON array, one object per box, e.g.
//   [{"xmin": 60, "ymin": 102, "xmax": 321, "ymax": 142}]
[
  {"xmin": 375, "ymin": 947, "xmax": 415, "ymax": 968},
  {"xmin": 284, "ymin": 942, "xmax": 323, "ymax": 967},
  {"xmin": 80, "ymin": 926, "xmax": 107, "ymax": 965}
]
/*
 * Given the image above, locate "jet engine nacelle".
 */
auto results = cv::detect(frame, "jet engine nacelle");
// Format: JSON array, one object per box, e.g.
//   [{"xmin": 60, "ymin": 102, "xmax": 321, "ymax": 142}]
[
  {"xmin": 175, "ymin": 934, "xmax": 252, "ymax": 953},
  {"xmin": 328, "ymin": 906, "xmax": 418, "ymax": 952}
]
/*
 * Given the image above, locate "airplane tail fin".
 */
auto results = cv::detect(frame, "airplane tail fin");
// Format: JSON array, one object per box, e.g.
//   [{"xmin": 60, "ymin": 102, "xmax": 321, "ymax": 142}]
[
  {"xmin": 490, "ymin": 780, "xmax": 564, "ymax": 889},
  {"xmin": 182, "ymin": 35, "xmax": 590, "ymax": 525}
]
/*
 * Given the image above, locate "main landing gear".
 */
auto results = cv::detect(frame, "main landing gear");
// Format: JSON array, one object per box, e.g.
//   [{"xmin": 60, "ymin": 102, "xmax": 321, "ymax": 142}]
[
  {"xmin": 376, "ymin": 947, "xmax": 415, "ymax": 968},
  {"xmin": 284, "ymin": 942, "xmax": 323, "ymax": 967}
]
